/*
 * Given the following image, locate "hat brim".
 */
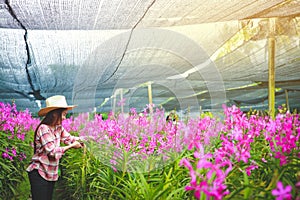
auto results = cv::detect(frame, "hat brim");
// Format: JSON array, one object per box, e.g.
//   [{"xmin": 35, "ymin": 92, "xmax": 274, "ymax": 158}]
[{"xmin": 38, "ymin": 105, "xmax": 77, "ymax": 117}]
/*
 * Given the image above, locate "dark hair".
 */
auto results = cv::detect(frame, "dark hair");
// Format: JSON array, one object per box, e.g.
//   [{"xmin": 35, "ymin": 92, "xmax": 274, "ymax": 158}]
[{"xmin": 33, "ymin": 108, "xmax": 66, "ymax": 153}]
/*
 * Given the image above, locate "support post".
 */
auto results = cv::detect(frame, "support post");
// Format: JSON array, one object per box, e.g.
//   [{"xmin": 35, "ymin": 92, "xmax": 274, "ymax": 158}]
[
  {"xmin": 113, "ymin": 91, "xmax": 117, "ymax": 114},
  {"xmin": 120, "ymin": 88, "xmax": 124, "ymax": 114},
  {"xmin": 285, "ymin": 89, "xmax": 290, "ymax": 113},
  {"xmin": 268, "ymin": 18, "xmax": 276, "ymax": 119},
  {"xmin": 148, "ymin": 82, "xmax": 153, "ymax": 114}
]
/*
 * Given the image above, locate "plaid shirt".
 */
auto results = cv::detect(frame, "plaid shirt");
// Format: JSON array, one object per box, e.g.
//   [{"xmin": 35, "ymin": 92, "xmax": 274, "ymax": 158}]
[{"xmin": 26, "ymin": 124, "xmax": 79, "ymax": 181}]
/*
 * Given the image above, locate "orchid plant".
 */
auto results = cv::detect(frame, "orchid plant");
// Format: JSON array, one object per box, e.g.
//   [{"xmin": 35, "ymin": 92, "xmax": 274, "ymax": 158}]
[{"xmin": 0, "ymin": 101, "xmax": 39, "ymax": 199}]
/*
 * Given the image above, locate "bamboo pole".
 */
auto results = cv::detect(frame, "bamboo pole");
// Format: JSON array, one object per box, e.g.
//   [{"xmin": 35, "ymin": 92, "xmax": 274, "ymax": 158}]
[
  {"xmin": 113, "ymin": 91, "xmax": 117, "ymax": 114},
  {"xmin": 148, "ymin": 82, "xmax": 153, "ymax": 114},
  {"xmin": 285, "ymin": 89, "xmax": 290, "ymax": 113},
  {"xmin": 120, "ymin": 88, "xmax": 124, "ymax": 114},
  {"xmin": 268, "ymin": 18, "xmax": 276, "ymax": 119}
]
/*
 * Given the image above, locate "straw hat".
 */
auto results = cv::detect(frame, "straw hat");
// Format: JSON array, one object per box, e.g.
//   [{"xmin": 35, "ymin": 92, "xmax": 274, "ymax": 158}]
[{"xmin": 38, "ymin": 95, "xmax": 76, "ymax": 117}]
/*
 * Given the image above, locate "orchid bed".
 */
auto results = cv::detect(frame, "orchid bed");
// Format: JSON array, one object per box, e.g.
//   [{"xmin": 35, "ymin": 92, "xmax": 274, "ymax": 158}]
[{"xmin": 1, "ymin": 102, "xmax": 299, "ymax": 199}]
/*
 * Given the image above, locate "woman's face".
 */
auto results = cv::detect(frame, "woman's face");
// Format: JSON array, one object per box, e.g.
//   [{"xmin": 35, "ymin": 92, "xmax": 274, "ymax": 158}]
[{"xmin": 62, "ymin": 110, "xmax": 68, "ymax": 121}]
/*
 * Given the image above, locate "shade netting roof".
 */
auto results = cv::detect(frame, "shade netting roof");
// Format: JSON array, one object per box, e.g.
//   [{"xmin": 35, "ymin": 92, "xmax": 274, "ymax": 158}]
[{"xmin": 0, "ymin": 0, "xmax": 300, "ymax": 116}]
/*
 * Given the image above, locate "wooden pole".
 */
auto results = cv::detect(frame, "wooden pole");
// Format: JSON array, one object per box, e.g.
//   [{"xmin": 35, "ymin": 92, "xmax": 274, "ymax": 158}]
[
  {"xmin": 148, "ymin": 82, "xmax": 153, "ymax": 114},
  {"xmin": 113, "ymin": 90, "xmax": 117, "ymax": 114},
  {"xmin": 285, "ymin": 89, "xmax": 290, "ymax": 113},
  {"xmin": 268, "ymin": 18, "xmax": 276, "ymax": 119},
  {"xmin": 120, "ymin": 88, "xmax": 124, "ymax": 114}
]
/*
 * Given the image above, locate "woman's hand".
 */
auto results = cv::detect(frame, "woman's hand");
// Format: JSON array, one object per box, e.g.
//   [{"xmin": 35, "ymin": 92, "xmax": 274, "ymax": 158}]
[
  {"xmin": 62, "ymin": 141, "xmax": 83, "ymax": 152},
  {"xmin": 71, "ymin": 141, "xmax": 82, "ymax": 149}
]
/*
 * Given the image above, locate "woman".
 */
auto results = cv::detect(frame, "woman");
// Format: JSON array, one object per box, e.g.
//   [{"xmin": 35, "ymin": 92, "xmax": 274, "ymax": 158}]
[{"xmin": 27, "ymin": 95, "xmax": 83, "ymax": 200}]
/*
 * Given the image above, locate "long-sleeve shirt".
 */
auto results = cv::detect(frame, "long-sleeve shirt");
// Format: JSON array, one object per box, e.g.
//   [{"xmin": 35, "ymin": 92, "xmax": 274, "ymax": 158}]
[{"xmin": 26, "ymin": 124, "xmax": 79, "ymax": 181}]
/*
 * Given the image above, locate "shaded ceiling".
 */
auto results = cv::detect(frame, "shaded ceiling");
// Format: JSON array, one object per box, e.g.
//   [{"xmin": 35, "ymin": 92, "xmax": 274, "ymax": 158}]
[{"xmin": 0, "ymin": 0, "xmax": 300, "ymax": 116}]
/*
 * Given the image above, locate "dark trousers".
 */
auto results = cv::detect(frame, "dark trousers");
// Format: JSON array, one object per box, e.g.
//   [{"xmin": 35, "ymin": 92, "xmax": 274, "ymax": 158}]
[{"xmin": 28, "ymin": 170, "xmax": 56, "ymax": 200}]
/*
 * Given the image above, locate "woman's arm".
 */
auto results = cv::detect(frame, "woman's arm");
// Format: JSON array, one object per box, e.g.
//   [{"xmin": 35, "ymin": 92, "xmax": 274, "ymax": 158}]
[
  {"xmin": 62, "ymin": 141, "xmax": 82, "ymax": 151},
  {"xmin": 38, "ymin": 125, "xmax": 81, "ymax": 160},
  {"xmin": 60, "ymin": 127, "xmax": 81, "ymax": 145}
]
